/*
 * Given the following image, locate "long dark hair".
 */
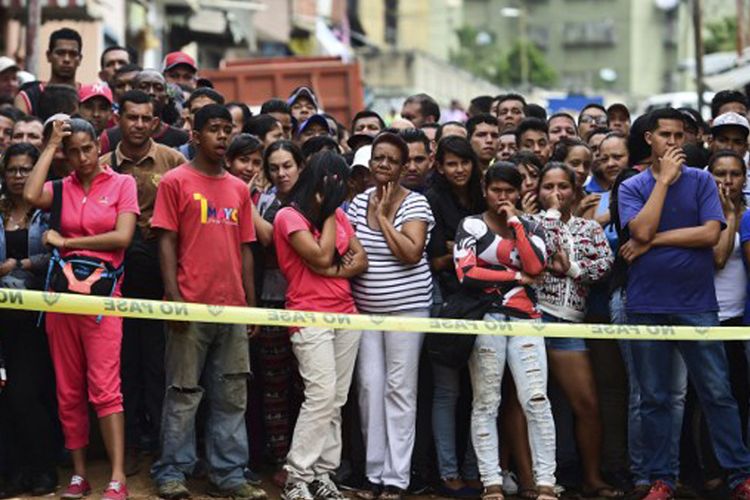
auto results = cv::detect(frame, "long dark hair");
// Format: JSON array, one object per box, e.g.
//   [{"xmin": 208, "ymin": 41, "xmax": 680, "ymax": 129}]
[
  {"xmin": 434, "ymin": 136, "xmax": 485, "ymax": 213},
  {"xmin": 262, "ymin": 140, "xmax": 305, "ymax": 185},
  {"xmin": 284, "ymin": 150, "xmax": 349, "ymax": 230}
]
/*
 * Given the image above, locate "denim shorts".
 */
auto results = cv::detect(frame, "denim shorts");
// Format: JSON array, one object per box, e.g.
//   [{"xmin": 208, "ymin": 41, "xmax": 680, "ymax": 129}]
[{"xmin": 542, "ymin": 312, "xmax": 587, "ymax": 351}]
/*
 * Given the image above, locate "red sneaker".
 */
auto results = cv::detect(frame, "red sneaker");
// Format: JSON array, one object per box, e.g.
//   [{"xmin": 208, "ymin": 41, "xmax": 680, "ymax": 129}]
[
  {"xmin": 61, "ymin": 475, "xmax": 91, "ymax": 499},
  {"xmin": 642, "ymin": 481, "xmax": 674, "ymax": 500},
  {"xmin": 102, "ymin": 481, "xmax": 129, "ymax": 500},
  {"xmin": 733, "ymin": 478, "xmax": 750, "ymax": 500}
]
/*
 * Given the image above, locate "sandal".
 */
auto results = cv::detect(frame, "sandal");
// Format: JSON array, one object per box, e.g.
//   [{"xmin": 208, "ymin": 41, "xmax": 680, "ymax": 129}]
[
  {"xmin": 481, "ymin": 485, "xmax": 505, "ymax": 500},
  {"xmin": 378, "ymin": 485, "xmax": 405, "ymax": 500},
  {"xmin": 518, "ymin": 487, "xmax": 538, "ymax": 499},
  {"xmin": 537, "ymin": 485, "xmax": 558, "ymax": 500},
  {"xmin": 582, "ymin": 486, "xmax": 625, "ymax": 498}
]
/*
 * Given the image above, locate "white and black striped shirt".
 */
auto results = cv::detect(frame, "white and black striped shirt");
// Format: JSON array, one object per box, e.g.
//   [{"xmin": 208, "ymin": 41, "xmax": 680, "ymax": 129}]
[{"xmin": 347, "ymin": 187, "xmax": 435, "ymax": 313}]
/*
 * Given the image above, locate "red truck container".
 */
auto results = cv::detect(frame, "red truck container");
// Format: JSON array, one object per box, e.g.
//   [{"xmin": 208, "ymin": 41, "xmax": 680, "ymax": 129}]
[{"xmin": 200, "ymin": 56, "xmax": 365, "ymax": 126}]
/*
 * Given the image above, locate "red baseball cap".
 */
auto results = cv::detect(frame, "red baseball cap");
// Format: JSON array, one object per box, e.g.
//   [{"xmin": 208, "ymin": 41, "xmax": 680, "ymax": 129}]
[
  {"xmin": 162, "ymin": 51, "xmax": 197, "ymax": 72},
  {"xmin": 78, "ymin": 82, "xmax": 113, "ymax": 105}
]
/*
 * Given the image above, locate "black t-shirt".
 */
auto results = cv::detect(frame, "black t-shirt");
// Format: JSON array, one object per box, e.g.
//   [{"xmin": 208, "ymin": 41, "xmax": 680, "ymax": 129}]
[
  {"xmin": 425, "ymin": 185, "xmax": 481, "ymax": 295},
  {"xmin": 5, "ymin": 229, "xmax": 28, "ymax": 261}
]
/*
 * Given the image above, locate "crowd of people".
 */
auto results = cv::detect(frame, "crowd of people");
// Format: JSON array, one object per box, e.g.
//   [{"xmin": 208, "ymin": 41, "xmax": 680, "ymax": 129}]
[{"xmin": 2, "ymin": 25, "xmax": 750, "ymax": 500}]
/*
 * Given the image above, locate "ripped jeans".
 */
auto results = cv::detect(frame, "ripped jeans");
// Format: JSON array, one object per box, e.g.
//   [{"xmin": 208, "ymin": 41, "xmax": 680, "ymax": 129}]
[
  {"xmin": 151, "ymin": 322, "xmax": 250, "ymax": 490},
  {"xmin": 468, "ymin": 313, "xmax": 556, "ymax": 488}
]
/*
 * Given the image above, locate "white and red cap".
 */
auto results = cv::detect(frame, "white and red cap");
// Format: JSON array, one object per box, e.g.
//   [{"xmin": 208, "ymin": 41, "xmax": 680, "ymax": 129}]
[
  {"xmin": 162, "ymin": 51, "xmax": 197, "ymax": 72},
  {"xmin": 78, "ymin": 82, "xmax": 113, "ymax": 105}
]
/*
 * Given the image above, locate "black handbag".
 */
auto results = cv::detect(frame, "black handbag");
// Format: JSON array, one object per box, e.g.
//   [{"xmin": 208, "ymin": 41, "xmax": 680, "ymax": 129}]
[
  {"xmin": 424, "ymin": 291, "xmax": 494, "ymax": 369},
  {"xmin": 44, "ymin": 181, "xmax": 123, "ymax": 298}
]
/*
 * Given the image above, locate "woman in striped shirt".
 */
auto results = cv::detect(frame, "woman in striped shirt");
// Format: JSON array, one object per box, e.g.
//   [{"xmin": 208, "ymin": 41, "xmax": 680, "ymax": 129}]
[{"xmin": 347, "ymin": 132, "xmax": 435, "ymax": 500}]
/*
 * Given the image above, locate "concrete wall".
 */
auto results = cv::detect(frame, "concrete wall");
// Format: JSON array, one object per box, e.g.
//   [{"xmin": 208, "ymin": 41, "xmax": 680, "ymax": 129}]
[
  {"xmin": 360, "ymin": 49, "xmax": 502, "ymax": 106},
  {"xmin": 359, "ymin": 0, "xmax": 462, "ymax": 61}
]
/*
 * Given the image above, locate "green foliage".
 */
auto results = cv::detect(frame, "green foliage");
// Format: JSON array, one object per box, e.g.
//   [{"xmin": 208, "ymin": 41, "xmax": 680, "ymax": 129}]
[
  {"xmin": 704, "ymin": 16, "xmax": 737, "ymax": 54},
  {"xmin": 450, "ymin": 25, "xmax": 557, "ymax": 87}
]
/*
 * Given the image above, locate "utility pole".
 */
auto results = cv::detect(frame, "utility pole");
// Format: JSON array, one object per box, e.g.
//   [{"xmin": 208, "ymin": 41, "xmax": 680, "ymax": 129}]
[
  {"xmin": 738, "ymin": 0, "xmax": 745, "ymax": 57},
  {"xmin": 25, "ymin": 0, "xmax": 41, "ymax": 75},
  {"xmin": 520, "ymin": 3, "xmax": 529, "ymax": 90},
  {"xmin": 692, "ymin": 0, "xmax": 704, "ymax": 114}
]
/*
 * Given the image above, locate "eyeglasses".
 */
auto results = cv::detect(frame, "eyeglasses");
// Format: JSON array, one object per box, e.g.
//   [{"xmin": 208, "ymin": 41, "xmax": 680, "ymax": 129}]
[
  {"xmin": 580, "ymin": 115, "xmax": 608, "ymax": 125},
  {"xmin": 5, "ymin": 167, "xmax": 33, "ymax": 177}
]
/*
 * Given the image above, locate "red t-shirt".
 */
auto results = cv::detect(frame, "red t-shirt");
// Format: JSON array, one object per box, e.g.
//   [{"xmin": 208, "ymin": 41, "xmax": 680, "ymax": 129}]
[
  {"xmin": 151, "ymin": 164, "xmax": 256, "ymax": 306},
  {"xmin": 44, "ymin": 167, "xmax": 139, "ymax": 268},
  {"xmin": 274, "ymin": 207, "xmax": 357, "ymax": 314}
]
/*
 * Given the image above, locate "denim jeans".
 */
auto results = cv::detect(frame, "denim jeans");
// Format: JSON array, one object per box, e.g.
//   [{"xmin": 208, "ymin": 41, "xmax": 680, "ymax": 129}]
[
  {"xmin": 627, "ymin": 312, "xmax": 750, "ymax": 489},
  {"xmin": 151, "ymin": 322, "xmax": 250, "ymax": 489},
  {"xmin": 469, "ymin": 313, "xmax": 556, "ymax": 488},
  {"xmin": 431, "ymin": 360, "xmax": 478, "ymax": 481},
  {"xmin": 618, "ymin": 340, "xmax": 686, "ymax": 486}
]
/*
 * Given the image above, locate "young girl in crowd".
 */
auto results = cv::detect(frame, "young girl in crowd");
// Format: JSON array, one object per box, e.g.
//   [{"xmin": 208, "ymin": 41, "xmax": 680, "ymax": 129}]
[
  {"xmin": 227, "ymin": 133, "xmax": 266, "ymax": 203},
  {"xmin": 702, "ymin": 150, "xmax": 750, "ymax": 496},
  {"xmin": 531, "ymin": 163, "xmax": 619, "ymax": 498},
  {"xmin": 347, "ymin": 132, "xmax": 435, "ymax": 500},
  {"xmin": 453, "ymin": 163, "xmax": 556, "ymax": 500},
  {"xmin": 24, "ymin": 118, "xmax": 139, "ymax": 500},
  {"xmin": 710, "ymin": 150, "xmax": 748, "ymax": 326},
  {"xmin": 550, "ymin": 139, "xmax": 598, "ymax": 218},
  {"xmin": 0, "ymin": 144, "xmax": 58, "ymax": 497},
  {"xmin": 425, "ymin": 136, "xmax": 485, "ymax": 496},
  {"xmin": 274, "ymin": 151, "xmax": 368, "ymax": 500},
  {"xmin": 252, "ymin": 140, "xmax": 306, "ymax": 478},
  {"xmin": 511, "ymin": 151, "xmax": 543, "ymax": 215}
]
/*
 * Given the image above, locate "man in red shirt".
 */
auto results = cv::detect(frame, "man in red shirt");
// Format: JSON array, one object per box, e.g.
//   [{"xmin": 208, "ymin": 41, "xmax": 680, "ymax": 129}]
[{"xmin": 150, "ymin": 104, "xmax": 265, "ymax": 500}]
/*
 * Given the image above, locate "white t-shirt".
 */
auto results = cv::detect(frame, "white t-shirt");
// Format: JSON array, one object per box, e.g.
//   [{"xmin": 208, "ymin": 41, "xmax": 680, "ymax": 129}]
[{"xmin": 714, "ymin": 231, "xmax": 747, "ymax": 322}]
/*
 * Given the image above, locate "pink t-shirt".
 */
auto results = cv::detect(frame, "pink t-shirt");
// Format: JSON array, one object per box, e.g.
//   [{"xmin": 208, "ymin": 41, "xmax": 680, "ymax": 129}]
[
  {"xmin": 274, "ymin": 207, "xmax": 357, "ymax": 314},
  {"xmin": 151, "ymin": 164, "xmax": 256, "ymax": 306},
  {"xmin": 44, "ymin": 167, "xmax": 139, "ymax": 268}
]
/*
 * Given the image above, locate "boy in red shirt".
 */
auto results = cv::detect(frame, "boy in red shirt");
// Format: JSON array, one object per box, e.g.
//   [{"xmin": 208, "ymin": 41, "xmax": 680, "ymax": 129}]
[{"xmin": 150, "ymin": 105, "xmax": 265, "ymax": 500}]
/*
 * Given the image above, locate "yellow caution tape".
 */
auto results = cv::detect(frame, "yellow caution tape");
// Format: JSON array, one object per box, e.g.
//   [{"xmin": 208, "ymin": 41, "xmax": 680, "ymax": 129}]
[{"xmin": 0, "ymin": 288, "xmax": 748, "ymax": 341}]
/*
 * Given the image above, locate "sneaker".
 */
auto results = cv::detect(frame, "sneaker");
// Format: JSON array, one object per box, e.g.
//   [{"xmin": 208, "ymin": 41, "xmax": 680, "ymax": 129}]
[
  {"xmin": 309, "ymin": 477, "xmax": 346, "ymax": 500},
  {"xmin": 102, "ymin": 481, "xmax": 128, "ymax": 500},
  {"xmin": 281, "ymin": 482, "xmax": 314, "ymax": 500},
  {"xmin": 30, "ymin": 470, "xmax": 58, "ymax": 496},
  {"xmin": 209, "ymin": 482, "xmax": 267, "ymax": 500},
  {"xmin": 733, "ymin": 478, "xmax": 750, "ymax": 500},
  {"xmin": 157, "ymin": 481, "xmax": 191, "ymax": 500},
  {"xmin": 642, "ymin": 481, "xmax": 674, "ymax": 500},
  {"xmin": 61, "ymin": 475, "xmax": 91, "ymax": 499}
]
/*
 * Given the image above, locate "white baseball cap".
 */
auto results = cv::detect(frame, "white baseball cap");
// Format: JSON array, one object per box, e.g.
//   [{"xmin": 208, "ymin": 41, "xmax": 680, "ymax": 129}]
[
  {"xmin": 351, "ymin": 144, "xmax": 372, "ymax": 170},
  {"xmin": 711, "ymin": 112, "xmax": 750, "ymax": 136},
  {"xmin": 0, "ymin": 57, "xmax": 19, "ymax": 75}
]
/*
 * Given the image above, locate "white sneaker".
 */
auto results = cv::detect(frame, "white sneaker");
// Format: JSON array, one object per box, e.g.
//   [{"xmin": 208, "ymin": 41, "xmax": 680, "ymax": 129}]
[
  {"xmin": 281, "ymin": 482, "xmax": 314, "ymax": 500},
  {"xmin": 309, "ymin": 477, "xmax": 346, "ymax": 500}
]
